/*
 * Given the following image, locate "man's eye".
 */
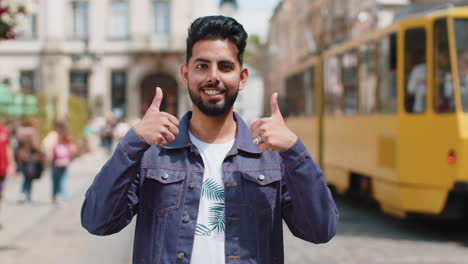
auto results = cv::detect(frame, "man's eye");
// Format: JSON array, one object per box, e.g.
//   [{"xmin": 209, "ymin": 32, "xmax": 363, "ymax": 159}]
[
  {"xmin": 220, "ymin": 65, "xmax": 233, "ymax": 71},
  {"xmin": 196, "ymin": 64, "xmax": 207, "ymax": 69}
]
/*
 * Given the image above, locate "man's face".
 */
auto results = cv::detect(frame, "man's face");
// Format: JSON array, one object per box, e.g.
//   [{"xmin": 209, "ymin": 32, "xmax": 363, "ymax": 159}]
[{"xmin": 180, "ymin": 39, "xmax": 248, "ymax": 116}]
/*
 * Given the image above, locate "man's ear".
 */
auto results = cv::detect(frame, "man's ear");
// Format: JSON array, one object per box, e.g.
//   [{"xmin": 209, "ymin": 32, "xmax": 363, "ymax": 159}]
[
  {"xmin": 180, "ymin": 64, "xmax": 189, "ymax": 87},
  {"xmin": 239, "ymin": 67, "xmax": 249, "ymax": 91}
]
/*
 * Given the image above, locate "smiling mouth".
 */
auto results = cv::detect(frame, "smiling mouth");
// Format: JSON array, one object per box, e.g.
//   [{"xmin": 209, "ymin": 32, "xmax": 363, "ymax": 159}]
[
  {"xmin": 201, "ymin": 85, "xmax": 227, "ymax": 96},
  {"xmin": 203, "ymin": 89, "xmax": 223, "ymax": 95}
]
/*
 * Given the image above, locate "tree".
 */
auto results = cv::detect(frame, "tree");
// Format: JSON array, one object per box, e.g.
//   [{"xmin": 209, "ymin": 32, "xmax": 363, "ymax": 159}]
[{"xmin": 244, "ymin": 34, "xmax": 264, "ymax": 71}]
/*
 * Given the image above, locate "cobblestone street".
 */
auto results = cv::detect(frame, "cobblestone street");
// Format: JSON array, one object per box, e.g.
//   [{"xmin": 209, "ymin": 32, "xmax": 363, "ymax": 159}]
[
  {"xmin": 1, "ymin": 150, "xmax": 468, "ymax": 264},
  {"xmin": 284, "ymin": 197, "xmax": 468, "ymax": 264}
]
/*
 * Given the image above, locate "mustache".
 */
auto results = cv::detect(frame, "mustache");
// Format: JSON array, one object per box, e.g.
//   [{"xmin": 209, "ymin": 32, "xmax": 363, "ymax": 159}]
[{"xmin": 200, "ymin": 84, "xmax": 226, "ymax": 90}]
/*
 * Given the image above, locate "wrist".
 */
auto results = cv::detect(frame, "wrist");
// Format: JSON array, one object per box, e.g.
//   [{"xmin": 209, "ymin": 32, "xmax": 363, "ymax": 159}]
[
  {"xmin": 284, "ymin": 135, "xmax": 298, "ymax": 151},
  {"xmin": 133, "ymin": 124, "xmax": 147, "ymax": 144}
]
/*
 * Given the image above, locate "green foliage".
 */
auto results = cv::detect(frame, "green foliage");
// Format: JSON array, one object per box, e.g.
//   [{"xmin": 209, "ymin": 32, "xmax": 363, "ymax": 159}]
[
  {"xmin": 67, "ymin": 94, "xmax": 88, "ymax": 140},
  {"xmin": 0, "ymin": 21, "xmax": 8, "ymax": 39},
  {"xmin": 244, "ymin": 34, "xmax": 264, "ymax": 71},
  {"xmin": 36, "ymin": 93, "xmax": 56, "ymax": 140}
]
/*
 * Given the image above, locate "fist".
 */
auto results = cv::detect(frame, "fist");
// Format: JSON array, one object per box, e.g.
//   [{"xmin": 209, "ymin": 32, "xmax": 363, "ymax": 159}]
[
  {"xmin": 134, "ymin": 87, "xmax": 180, "ymax": 146},
  {"xmin": 249, "ymin": 93, "xmax": 297, "ymax": 152}
]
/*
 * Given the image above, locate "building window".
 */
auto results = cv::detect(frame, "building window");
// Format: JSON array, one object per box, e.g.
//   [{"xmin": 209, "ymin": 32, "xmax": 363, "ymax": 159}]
[
  {"xmin": 109, "ymin": 1, "xmax": 129, "ymax": 39},
  {"xmin": 111, "ymin": 71, "xmax": 126, "ymax": 119},
  {"xmin": 20, "ymin": 71, "xmax": 36, "ymax": 94},
  {"xmin": 71, "ymin": 1, "xmax": 89, "ymax": 39},
  {"xmin": 70, "ymin": 71, "xmax": 89, "ymax": 98},
  {"xmin": 18, "ymin": 14, "xmax": 37, "ymax": 40},
  {"xmin": 153, "ymin": 1, "xmax": 170, "ymax": 34}
]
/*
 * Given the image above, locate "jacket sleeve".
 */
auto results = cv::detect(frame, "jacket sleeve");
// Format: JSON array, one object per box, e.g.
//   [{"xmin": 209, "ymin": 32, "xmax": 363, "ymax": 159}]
[
  {"xmin": 280, "ymin": 139, "xmax": 338, "ymax": 243},
  {"xmin": 81, "ymin": 128, "xmax": 150, "ymax": 236}
]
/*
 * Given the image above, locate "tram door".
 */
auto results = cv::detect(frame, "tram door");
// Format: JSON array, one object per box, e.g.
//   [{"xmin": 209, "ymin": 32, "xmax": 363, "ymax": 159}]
[{"xmin": 398, "ymin": 20, "xmax": 457, "ymax": 214}]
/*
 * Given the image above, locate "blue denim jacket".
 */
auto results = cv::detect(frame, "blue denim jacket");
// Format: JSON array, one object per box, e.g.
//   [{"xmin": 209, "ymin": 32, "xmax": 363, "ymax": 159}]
[{"xmin": 81, "ymin": 112, "xmax": 338, "ymax": 264}]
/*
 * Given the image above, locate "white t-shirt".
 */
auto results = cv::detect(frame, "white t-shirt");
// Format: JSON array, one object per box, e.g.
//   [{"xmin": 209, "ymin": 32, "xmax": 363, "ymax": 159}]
[{"xmin": 189, "ymin": 132, "xmax": 234, "ymax": 264}]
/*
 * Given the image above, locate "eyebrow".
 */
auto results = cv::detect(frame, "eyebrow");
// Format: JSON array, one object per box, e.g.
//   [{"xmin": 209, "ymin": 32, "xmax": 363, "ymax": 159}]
[
  {"xmin": 194, "ymin": 58, "xmax": 210, "ymax": 63},
  {"xmin": 194, "ymin": 57, "xmax": 235, "ymax": 65}
]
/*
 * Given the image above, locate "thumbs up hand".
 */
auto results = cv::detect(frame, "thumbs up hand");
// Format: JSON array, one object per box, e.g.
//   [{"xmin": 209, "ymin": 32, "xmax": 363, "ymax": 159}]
[
  {"xmin": 134, "ymin": 87, "xmax": 180, "ymax": 146},
  {"xmin": 249, "ymin": 93, "xmax": 298, "ymax": 152}
]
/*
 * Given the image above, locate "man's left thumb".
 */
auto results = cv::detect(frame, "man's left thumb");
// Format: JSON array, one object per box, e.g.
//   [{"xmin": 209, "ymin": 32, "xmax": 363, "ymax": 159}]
[{"xmin": 270, "ymin": 93, "xmax": 282, "ymax": 119}]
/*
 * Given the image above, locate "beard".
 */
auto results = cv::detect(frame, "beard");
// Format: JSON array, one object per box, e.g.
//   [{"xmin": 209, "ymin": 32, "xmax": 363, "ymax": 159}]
[{"xmin": 188, "ymin": 84, "xmax": 239, "ymax": 116}]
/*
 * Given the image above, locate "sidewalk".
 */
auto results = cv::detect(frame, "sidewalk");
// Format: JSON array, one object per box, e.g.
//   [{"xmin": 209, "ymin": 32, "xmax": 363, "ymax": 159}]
[{"xmin": 0, "ymin": 149, "xmax": 109, "ymax": 248}]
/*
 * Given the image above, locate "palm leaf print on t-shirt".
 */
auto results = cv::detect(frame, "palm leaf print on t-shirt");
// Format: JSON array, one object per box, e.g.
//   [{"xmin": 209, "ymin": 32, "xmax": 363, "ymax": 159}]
[{"xmin": 195, "ymin": 178, "xmax": 225, "ymax": 236}]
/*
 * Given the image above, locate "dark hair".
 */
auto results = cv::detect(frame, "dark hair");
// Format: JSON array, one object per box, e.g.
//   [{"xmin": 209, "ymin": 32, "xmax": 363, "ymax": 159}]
[{"xmin": 186, "ymin": 15, "xmax": 248, "ymax": 65}]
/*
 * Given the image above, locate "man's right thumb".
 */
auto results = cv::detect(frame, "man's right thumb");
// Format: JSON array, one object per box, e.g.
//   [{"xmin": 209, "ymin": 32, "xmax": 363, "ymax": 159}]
[{"xmin": 151, "ymin": 87, "xmax": 163, "ymax": 110}]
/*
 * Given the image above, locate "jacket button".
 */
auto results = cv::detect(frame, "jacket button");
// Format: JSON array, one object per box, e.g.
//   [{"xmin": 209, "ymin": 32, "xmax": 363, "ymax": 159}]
[
  {"xmin": 258, "ymin": 174, "xmax": 265, "ymax": 181},
  {"xmin": 182, "ymin": 215, "xmax": 190, "ymax": 223},
  {"xmin": 161, "ymin": 173, "xmax": 169, "ymax": 180},
  {"xmin": 189, "ymin": 182, "xmax": 196, "ymax": 188},
  {"xmin": 177, "ymin": 252, "xmax": 185, "ymax": 259}
]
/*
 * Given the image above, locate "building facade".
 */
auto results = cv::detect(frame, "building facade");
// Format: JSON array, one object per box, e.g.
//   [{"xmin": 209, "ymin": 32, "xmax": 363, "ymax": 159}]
[{"xmin": 0, "ymin": 0, "xmax": 216, "ymax": 120}]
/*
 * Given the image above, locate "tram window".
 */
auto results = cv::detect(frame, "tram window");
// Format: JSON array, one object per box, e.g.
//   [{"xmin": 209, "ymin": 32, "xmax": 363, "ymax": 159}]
[
  {"xmin": 304, "ymin": 67, "xmax": 315, "ymax": 116},
  {"xmin": 404, "ymin": 28, "xmax": 427, "ymax": 114},
  {"xmin": 359, "ymin": 42, "xmax": 377, "ymax": 115},
  {"xmin": 378, "ymin": 33, "xmax": 397, "ymax": 114},
  {"xmin": 324, "ymin": 55, "xmax": 343, "ymax": 116},
  {"xmin": 433, "ymin": 19, "xmax": 454, "ymax": 113},
  {"xmin": 343, "ymin": 50, "xmax": 358, "ymax": 115},
  {"xmin": 454, "ymin": 18, "xmax": 468, "ymax": 112},
  {"xmin": 285, "ymin": 73, "xmax": 304, "ymax": 117}
]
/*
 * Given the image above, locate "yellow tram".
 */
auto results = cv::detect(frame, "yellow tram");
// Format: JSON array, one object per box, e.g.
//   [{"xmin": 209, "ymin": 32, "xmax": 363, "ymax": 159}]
[{"xmin": 285, "ymin": 6, "xmax": 468, "ymax": 219}]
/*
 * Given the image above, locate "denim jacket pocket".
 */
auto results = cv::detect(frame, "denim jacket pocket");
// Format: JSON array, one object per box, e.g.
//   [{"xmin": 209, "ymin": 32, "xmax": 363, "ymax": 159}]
[
  {"xmin": 142, "ymin": 168, "xmax": 186, "ymax": 215},
  {"xmin": 240, "ymin": 170, "xmax": 281, "ymax": 212}
]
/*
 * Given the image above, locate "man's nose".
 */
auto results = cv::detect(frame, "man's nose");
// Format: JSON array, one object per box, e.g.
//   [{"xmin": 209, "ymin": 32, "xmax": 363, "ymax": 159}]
[{"xmin": 208, "ymin": 67, "xmax": 221, "ymax": 83}]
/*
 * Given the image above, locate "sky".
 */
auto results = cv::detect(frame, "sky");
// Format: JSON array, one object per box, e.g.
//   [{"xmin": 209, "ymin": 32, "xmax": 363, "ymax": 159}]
[{"xmin": 213, "ymin": 0, "xmax": 282, "ymax": 43}]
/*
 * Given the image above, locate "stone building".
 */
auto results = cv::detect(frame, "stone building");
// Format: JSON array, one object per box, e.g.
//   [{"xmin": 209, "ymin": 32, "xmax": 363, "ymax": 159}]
[{"xmin": 0, "ymin": 0, "xmax": 217, "ymax": 120}]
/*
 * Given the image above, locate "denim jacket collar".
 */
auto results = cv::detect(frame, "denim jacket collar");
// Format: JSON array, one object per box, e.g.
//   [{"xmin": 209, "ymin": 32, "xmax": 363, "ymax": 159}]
[{"xmin": 165, "ymin": 111, "xmax": 261, "ymax": 154}]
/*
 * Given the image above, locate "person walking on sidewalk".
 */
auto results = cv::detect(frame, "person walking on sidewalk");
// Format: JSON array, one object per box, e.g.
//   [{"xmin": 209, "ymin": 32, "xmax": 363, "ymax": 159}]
[
  {"xmin": 81, "ymin": 15, "xmax": 338, "ymax": 264},
  {"xmin": 0, "ymin": 121, "xmax": 16, "ymax": 229},
  {"xmin": 50, "ymin": 122, "xmax": 76, "ymax": 205},
  {"xmin": 15, "ymin": 118, "xmax": 43, "ymax": 203}
]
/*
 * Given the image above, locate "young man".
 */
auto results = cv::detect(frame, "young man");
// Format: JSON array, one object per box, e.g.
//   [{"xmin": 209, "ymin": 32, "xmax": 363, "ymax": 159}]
[
  {"xmin": 0, "ymin": 121, "xmax": 16, "ymax": 229},
  {"xmin": 81, "ymin": 16, "xmax": 338, "ymax": 264}
]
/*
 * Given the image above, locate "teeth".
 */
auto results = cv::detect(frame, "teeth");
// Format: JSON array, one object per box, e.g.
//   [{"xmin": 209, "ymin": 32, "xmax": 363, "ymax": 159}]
[{"xmin": 204, "ymin": 90, "xmax": 221, "ymax": 95}]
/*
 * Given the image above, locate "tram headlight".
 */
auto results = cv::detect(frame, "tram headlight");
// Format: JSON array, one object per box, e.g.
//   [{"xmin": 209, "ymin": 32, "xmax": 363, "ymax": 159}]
[{"xmin": 448, "ymin": 150, "xmax": 456, "ymax": 164}]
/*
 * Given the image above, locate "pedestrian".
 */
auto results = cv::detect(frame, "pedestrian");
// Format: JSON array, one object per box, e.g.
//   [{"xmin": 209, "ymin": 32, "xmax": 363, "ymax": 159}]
[
  {"xmin": 0, "ymin": 120, "xmax": 16, "ymax": 229},
  {"xmin": 100, "ymin": 114, "xmax": 115, "ymax": 155},
  {"xmin": 81, "ymin": 15, "xmax": 338, "ymax": 264},
  {"xmin": 51, "ymin": 122, "xmax": 76, "ymax": 205},
  {"xmin": 15, "ymin": 117, "xmax": 43, "ymax": 203},
  {"xmin": 113, "ymin": 117, "xmax": 130, "ymax": 143}
]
